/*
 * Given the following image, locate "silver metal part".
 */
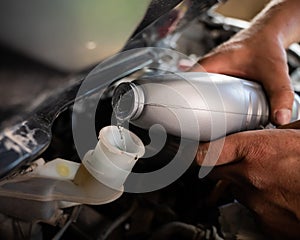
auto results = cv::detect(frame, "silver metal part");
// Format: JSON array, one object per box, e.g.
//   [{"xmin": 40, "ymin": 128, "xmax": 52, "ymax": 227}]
[
  {"xmin": 134, "ymin": 0, "xmax": 220, "ymax": 48},
  {"xmin": 292, "ymin": 94, "xmax": 300, "ymax": 120}
]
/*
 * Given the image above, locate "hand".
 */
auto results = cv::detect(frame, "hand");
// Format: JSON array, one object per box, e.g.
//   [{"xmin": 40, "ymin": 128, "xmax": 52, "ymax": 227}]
[
  {"xmin": 192, "ymin": 27, "xmax": 294, "ymax": 125},
  {"xmin": 196, "ymin": 129, "xmax": 300, "ymax": 239},
  {"xmin": 192, "ymin": 0, "xmax": 300, "ymax": 126}
]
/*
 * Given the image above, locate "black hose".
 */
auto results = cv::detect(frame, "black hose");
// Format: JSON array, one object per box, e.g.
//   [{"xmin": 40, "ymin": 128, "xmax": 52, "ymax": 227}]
[{"xmin": 97, "ymin": 201, "xmax": 137, "ymax": 240}]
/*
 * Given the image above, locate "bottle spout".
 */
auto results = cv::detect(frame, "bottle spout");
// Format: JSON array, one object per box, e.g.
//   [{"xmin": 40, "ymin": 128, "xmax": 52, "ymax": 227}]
[{"xmin": 112, "ymin": 82, "xmax": 145, "ymax": 121}]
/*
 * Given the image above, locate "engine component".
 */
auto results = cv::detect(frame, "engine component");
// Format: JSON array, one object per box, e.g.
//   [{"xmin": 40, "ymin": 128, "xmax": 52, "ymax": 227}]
[{"xmin": 0, "ymin": 126, "xmax": 144, "ymax": 222}]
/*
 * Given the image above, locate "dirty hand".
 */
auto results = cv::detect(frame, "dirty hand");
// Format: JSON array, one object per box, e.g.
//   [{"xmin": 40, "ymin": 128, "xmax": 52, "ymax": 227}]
[
  {"xmin": 192, "ymin": 0, "xmax": 300, "ymax": 125},
  {"xmin": 196, "ymin": 129, "xmax": 300, "ymax": 239},
  {"xmin": 193, "ymin": 28, "xmax": 293, "ymax": 125}
]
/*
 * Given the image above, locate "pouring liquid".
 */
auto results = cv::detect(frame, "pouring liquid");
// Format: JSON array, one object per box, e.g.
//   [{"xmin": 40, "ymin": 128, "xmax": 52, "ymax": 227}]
[
  {"xmin": 114, "ymin": 99, "xmax": 127, "ymax": 152},
  {"xmin": 117, "ymin": 124, "xmax": 127, "ymax": 152}
]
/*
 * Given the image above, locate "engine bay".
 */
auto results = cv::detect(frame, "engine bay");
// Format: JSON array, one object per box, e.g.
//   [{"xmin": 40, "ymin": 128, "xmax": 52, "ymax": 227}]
[{"xmin": 1, "ymin": 1, "xmax": 300, "ymax": 239}]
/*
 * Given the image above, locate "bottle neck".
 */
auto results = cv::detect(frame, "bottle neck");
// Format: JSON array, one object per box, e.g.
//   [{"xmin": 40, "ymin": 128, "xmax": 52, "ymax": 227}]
[{"xmin": 112, "ymin": 82, "xmax": 145, "ymax": 121}]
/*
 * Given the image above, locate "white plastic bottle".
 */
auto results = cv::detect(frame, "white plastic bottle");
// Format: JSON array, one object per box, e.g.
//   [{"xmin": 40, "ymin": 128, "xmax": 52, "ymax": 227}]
[{"xmin": 112, "ymin": 72, "xmax": 300, "ymax": 141}]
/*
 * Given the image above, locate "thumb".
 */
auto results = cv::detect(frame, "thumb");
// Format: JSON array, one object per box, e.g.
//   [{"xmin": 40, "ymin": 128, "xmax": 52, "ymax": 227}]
[{"xmin": 261, "ymin": 71, "xmax": 294, "ymax": 125}]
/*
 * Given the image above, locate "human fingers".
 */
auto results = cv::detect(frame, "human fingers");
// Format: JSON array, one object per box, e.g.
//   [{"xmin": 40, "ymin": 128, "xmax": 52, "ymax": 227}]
[
  {"xmin": 192, "ymin": 46, "xmax": 249, "ymax": 77},
  {"xmin": 196, "ymin": 132, "xmax": 249, "ymax": 167},
  {"xmin": 254, "ymin": 56, "xmax": 294, "ymax": 125},
  {"xmin": 196, "ymin": 46, "xmax": 294, "ymax": 125},
  {"xmin": 196, "ymin": 130, "xmax": 273, "ymax": 183},
  {"xmin": 194, "ymin": 33, "xmax": 295, "ymax": 125}
]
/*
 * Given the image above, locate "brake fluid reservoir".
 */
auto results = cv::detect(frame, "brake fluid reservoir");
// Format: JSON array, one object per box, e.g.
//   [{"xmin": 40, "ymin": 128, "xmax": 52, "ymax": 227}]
[
  {"xmin": 112, "ymin": 72, "xmax": 300, "ymax": 141},
  {"xmin": 0, "ymin": 125, "xmax": 145, "ymax": 219}
]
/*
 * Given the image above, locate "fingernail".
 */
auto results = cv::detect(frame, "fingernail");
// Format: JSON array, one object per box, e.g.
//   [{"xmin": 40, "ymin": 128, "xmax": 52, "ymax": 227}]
[{"xmin": 274, "ymin": 109, "xmax": 291, "ymax": 125}]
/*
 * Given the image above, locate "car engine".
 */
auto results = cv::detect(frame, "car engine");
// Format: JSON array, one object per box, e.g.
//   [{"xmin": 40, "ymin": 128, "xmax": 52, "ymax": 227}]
[{"xmin": 0, "ymin": 1, "xmax": 300, "ymax": 239}]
